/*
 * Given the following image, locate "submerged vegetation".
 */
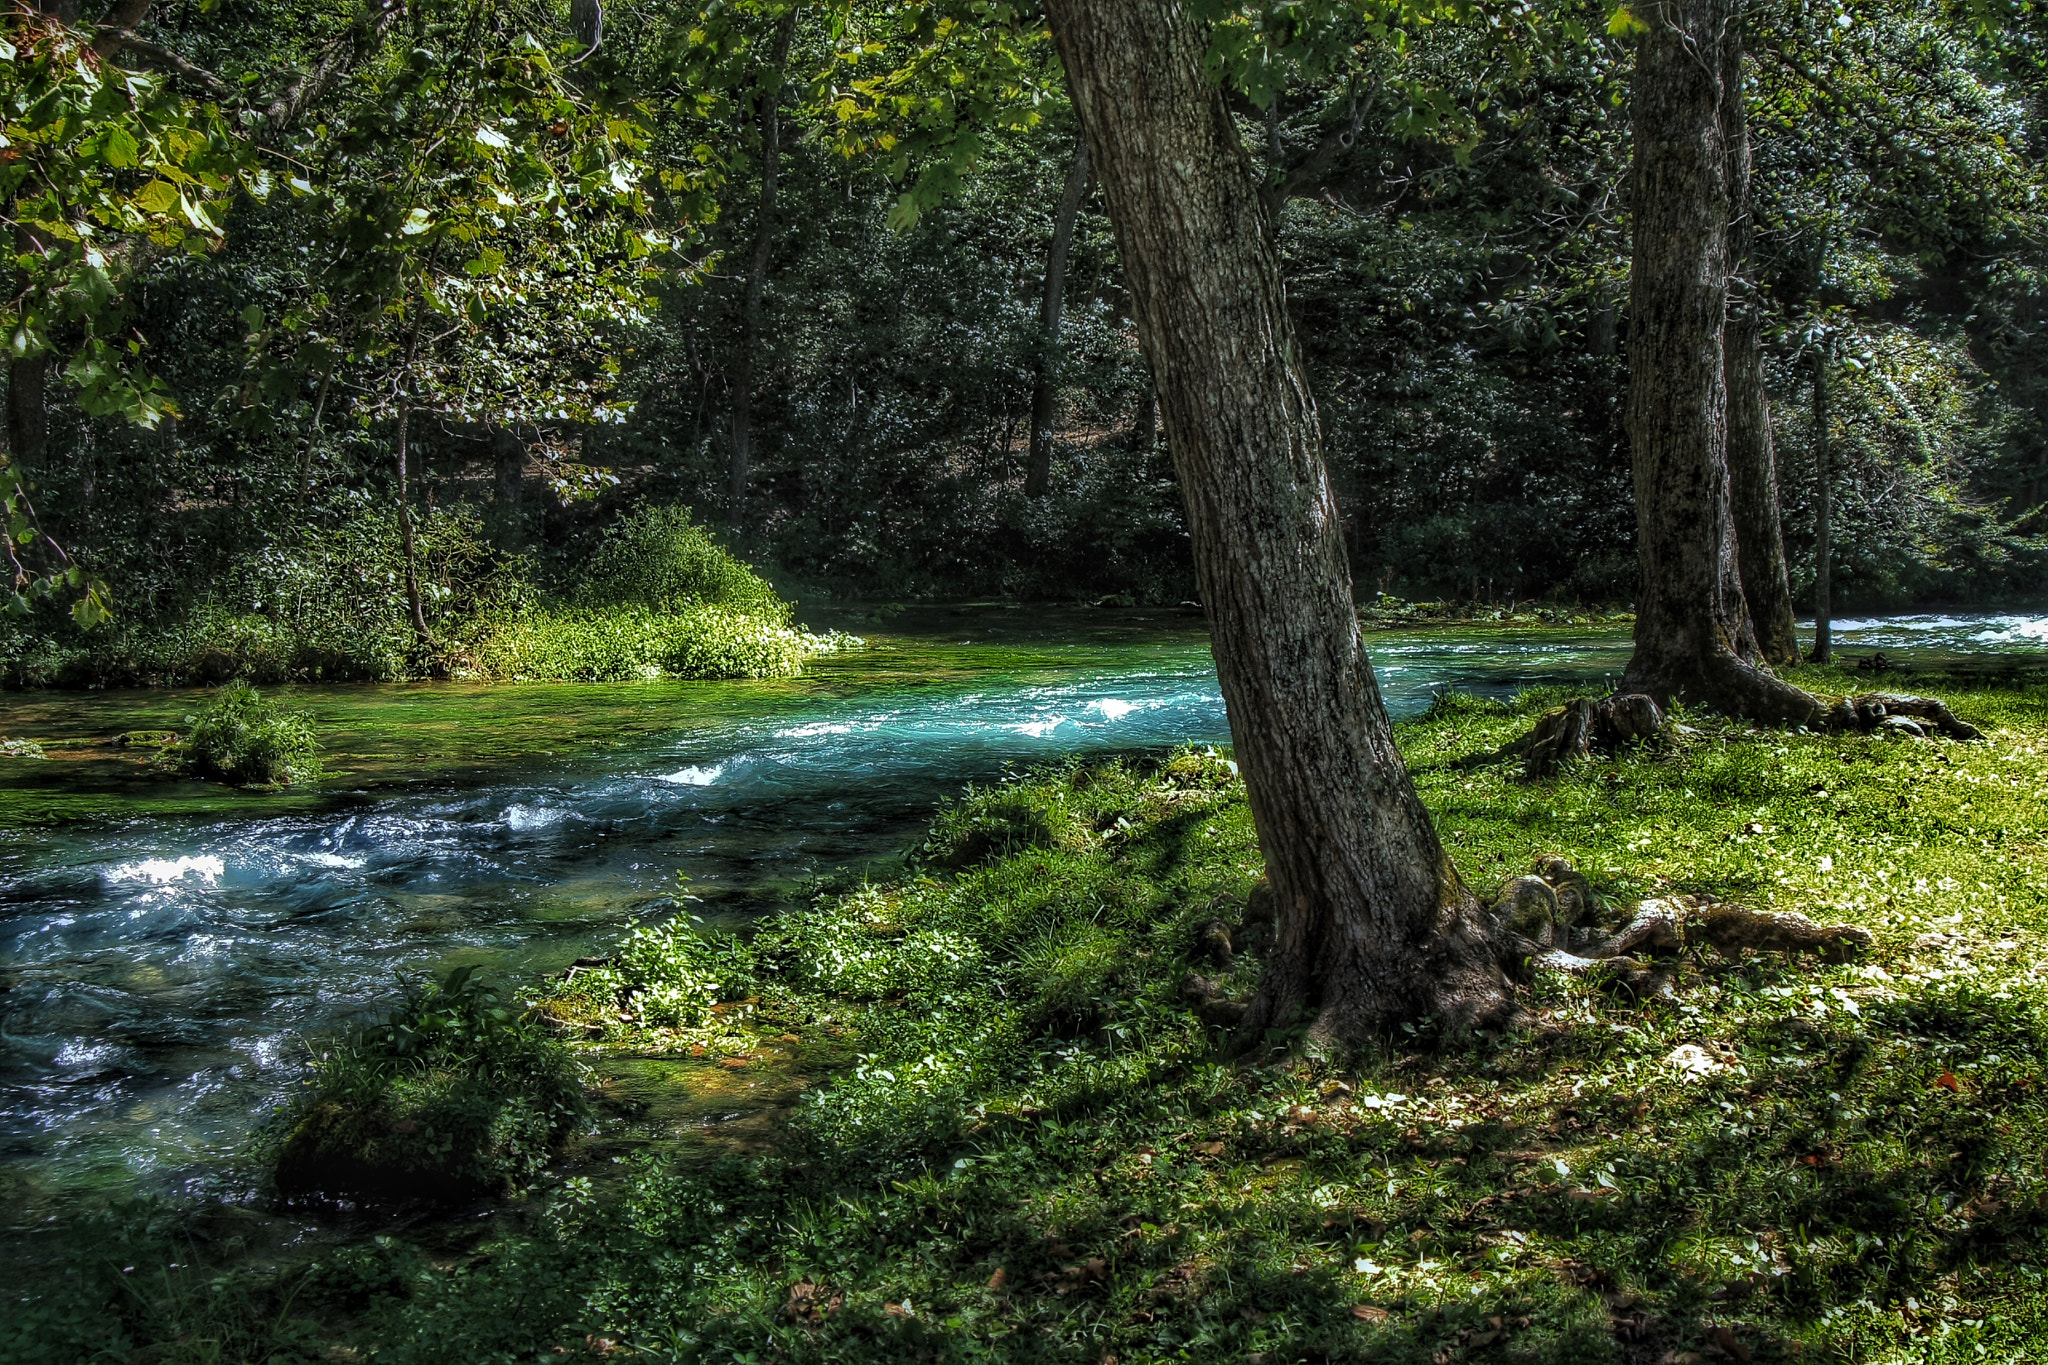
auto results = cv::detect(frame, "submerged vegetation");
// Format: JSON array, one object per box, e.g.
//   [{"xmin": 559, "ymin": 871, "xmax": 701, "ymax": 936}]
[{"xmin": 14, "ymin": 667, "xmax": 2047, "ymax": 1362}]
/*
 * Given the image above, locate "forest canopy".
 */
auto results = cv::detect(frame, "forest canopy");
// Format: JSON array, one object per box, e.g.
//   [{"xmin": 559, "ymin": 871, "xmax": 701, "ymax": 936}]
[{"xmin": 1, "ymin": 0, "xmax": 2043, "ymax": 682}]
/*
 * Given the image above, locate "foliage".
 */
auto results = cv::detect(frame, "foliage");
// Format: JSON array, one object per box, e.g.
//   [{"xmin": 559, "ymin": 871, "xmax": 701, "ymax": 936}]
[
  {"xmin": 171, "ymin": 679, "xmax": 321, "ymax": 785},
  {"xmin": 0, "ymin": 10, "xmax": 251, "ymax": 426},
  {"xmin": 536, "ymin": 916, "xmax": 761, "ymax": 1048},
  {"xmin": 576, "ymin": 503, "xmax": 788, "ymax": 618},
  {"xmin": 261, "ymin": 965, "xmax": 587, "ymax": 1200},
  {"xmin": 461, "ymin": 602, "xmax": 821, "ymax": 681}
]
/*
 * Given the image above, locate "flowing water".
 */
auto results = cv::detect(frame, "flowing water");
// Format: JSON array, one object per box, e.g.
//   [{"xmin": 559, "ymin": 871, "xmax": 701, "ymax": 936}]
[{"xmin": 0, "ymin": 607, "xmax": 2039, "ymax": 1216}]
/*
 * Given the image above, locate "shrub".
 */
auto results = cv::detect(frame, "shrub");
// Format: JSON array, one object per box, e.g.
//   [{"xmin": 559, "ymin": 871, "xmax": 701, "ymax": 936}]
[
  {"xmin": 173, "ymin": 681, "xmax": 322, "ymax": 786},
  {"xmin": 577, "ymin": 504, "xmax": 787, "ymax": 620},
  {"xmin": 263, "ymin": 967, "xmax": 587, "ymax": 1200},
  {"xmin": 460, "ymin": 603, "xmax": 820, "ymax": 681}
]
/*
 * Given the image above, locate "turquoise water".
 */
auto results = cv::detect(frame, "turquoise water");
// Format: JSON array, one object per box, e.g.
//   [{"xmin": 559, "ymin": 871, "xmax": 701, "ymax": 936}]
[{"xmin": 0, "ymin": 609, "xmax": 2037, "ymax": 1211}]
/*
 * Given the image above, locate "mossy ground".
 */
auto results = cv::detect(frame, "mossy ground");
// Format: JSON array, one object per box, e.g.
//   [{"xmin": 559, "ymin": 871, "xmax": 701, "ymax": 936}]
[{"xmin": 10, "ymin": 665, "xmax": 2048, "ymax": 1365}]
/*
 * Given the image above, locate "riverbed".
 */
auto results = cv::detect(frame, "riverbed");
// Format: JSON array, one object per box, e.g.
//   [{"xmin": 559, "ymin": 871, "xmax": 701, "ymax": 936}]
[{"xmin": 0, "ymin": 607, "xmax": 2039, "ymax": 1217}]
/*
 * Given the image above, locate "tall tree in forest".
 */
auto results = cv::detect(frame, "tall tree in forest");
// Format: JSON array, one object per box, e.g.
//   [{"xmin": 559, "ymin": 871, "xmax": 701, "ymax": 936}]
[
  {"xmin": 728, "ymin": 5, "xmax": 798, "ymax": 528},
  {"xmin": 1720, "ymin": 6, "xmax": 1797, "ymax": 666},
  {"xmin": 1617, "ymin": 0, "xmax": 1819, "ymax": 723},
  {"xmin": 1042, "ymin": 0, "xmax": 1514, "ymax": 1040},
  {"xmin": 1023, "ymin": 137, "xmax": 1089, "ymax": 499}
]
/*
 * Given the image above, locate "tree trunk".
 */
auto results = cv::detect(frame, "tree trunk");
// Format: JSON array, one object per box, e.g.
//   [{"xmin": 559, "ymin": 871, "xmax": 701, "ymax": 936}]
[
  {"xmin": 1619, "ymin": 0, "xmax": 1820, "ymax": 726},
  {"xmin": 1812, "ymin": 349, "xmax": 1832, "ymax": 663},
  {"xmin": 1132, "ymin": 380, "xmax": 1157, "ymax": 453},
  {"xmin": 492, "ymin": 426, "xmax": 525, "ymax": 551},
  {"xmin": 394, "ymin": 402, "xmax": 434, "ymax": 658},
  {"xmin": 1024, "ymin": 139, "xmax": 1092, "ymax": 499},
  {"xmin": 727, "ymin": 6, "xmax": 797, "ymax": 529},
  {"xmin": 1720, "ymin": 9, "xmax": 1798, "ymax": 667},
  {"xmin": 1044, "ymin": 0, "xmax": 1511, "ymax": 1042}
]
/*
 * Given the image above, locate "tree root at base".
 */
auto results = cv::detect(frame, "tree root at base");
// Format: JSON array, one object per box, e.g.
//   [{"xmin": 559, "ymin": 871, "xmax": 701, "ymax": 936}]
[
  {"xmin": 1487, "ymin": 855, "xmax": 1871, "ymax": 1000},
  {"xmin": 1504, "ymin": 688, "xmax": 1980, "ymax": 777},
  {"xmin": 1199, "ymin": 856, "xmax": 1871, "ymax": 1046}
]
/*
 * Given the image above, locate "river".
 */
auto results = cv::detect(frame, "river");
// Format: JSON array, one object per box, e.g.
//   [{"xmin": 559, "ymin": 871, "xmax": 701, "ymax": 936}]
[{"xmin": 0, "ymin": 608, "xmax": 2039, "ymax": 1216}]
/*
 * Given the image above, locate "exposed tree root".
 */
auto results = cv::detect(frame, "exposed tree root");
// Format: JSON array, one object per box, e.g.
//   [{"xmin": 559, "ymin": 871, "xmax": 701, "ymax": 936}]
[
  {"xmin": 1211, "ymin": 855, "xmax": 1870, "ymax": 1046},
  {"xmin": 1485, "ymin": 856, "xmax": 1871, "ymax": 1000},
  {"xmin": 1502, "ymin": 687, "xmax": 1980, "ymax": 777}
]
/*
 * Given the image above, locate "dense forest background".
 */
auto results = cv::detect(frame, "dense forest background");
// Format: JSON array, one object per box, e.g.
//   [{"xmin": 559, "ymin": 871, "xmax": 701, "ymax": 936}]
[{"xmin": 8, "ymin": 0, "xmax": 2047, "ymax": 685}]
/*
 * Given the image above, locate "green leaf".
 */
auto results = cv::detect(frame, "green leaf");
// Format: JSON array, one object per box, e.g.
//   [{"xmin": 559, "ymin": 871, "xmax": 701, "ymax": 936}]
[
  {"xmin": 133, "ymin": 180, "xmax": 179, "ymax": 215},
  {"xmin": 885, "ymin": 191, "xmax": 922, "ymax": 232},
  {"xmin": 102, "ymin": 124, "xmax": 139, "ymax": 168},
  {"xmin": 1606, "ymin": 4, "xmax": 1648, "ymax": 35}
]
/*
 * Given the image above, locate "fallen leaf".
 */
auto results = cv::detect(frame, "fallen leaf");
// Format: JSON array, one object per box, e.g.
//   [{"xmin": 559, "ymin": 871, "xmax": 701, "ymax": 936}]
[
  {"xmin": 1351, "ymin": 1304, "xmax": 1389, "ymax": 1324},
  {"xmin": 1194, "ymin": 1141, "xmax": 1226, "ymax": 1157},
  {"xmin": 1933, "ymin": 1071, "xmax": 1964, "ymax": 1093}
]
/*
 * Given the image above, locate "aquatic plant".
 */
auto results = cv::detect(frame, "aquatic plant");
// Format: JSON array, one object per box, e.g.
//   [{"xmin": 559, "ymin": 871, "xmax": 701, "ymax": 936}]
[
  {"xmin": 263, "ymin": 966, "xmax": 587, "ymax": 1200},
  {"xmin": 172, "ymin": 681, "xmax": 322, "ymax": 786}
]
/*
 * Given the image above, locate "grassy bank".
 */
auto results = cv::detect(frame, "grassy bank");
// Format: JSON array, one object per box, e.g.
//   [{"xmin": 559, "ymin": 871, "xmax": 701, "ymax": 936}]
[{"xmin": 11, "ymin": 666, "xmax": 2048, "ymax": 1364}]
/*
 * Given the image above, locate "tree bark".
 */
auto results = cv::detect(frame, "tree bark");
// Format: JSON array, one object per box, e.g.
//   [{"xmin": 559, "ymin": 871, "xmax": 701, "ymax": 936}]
[
  {"xmin": 1024, "ymin": 139, "xmax": 1091, "ymax": 499},
  {"xmin": 727, "ymin": 6, "xmax": 797, "ymax": 529},
  {"xmin": 1619, "ymin": 0, "xmax": 1820, "ymax": 726},
  {"xmin": 1812, "ymin": 348, "xmax": 1832, "ymax": 663},
  {"xmin": 1044, "ymin": 0, "xmax": 1511, "ymax": 1042},
  {"xmin": 1720, "ymin": 8, "xmax": 1798, "ymax": 666}
]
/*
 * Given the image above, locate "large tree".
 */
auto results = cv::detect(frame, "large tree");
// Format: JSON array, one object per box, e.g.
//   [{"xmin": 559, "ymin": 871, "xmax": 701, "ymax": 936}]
[
  {"xmin": 1617, "ymin": 0, "xmax": 1818, "ymax": 722},
  {"xmin": 1041, "ymin": 0, "xmax": 1513, "ymax": 1040},
  {"xmin": 1720, "ymin": 6, "xmax": 1798, "ymax": 667}
]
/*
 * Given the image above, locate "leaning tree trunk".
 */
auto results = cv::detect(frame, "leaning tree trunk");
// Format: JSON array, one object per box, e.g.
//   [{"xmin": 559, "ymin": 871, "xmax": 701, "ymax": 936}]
[
  {"xmin": 1024, "ymin": 139, "xmax": 1091, "ymax": 499},
  {"xmin": 727, "ymin": 6, "xmax": 797, "ymax": 529},
  {"xmin": 1620, "ymin": 0, "xmax": 1820, "ymax": 726},
  {"xmin": 1721, "ymin": 9, "xmax": 1798, "ymax": 667},
  {"xmin": 1044, "ymin": 0, "xmax": 1512, "ymax": 1041}
]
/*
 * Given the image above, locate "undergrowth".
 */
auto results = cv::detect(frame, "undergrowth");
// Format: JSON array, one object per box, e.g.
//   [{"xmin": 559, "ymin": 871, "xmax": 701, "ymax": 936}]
[
  {"xmin": 11, "ymin": 669, "xmax": 2048, "ymax": 1364},
  {"xmin": 0, "ymin": 503, "xmax": 844, "ymax": 688},
  {"xmin": 257, "ymin": 966, "xmax": 588, "ymax": 1201}
]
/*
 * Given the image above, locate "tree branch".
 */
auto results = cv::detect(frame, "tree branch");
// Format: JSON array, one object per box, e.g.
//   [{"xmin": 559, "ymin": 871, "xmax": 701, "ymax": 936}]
[
  {"xmin": 1259, "ymin": 78, "xmax": 1376, "ymax": 216},
  {"xmin": 100, "ymin": 31, "xmax": 231, "ymax": 99},
  {"xmin": 260, "ymin": 0, "xmax": 405, "ymax": 137},
  {"xmin": 88, "ymin": 0, "xmax": 153, "ymax": 58}
]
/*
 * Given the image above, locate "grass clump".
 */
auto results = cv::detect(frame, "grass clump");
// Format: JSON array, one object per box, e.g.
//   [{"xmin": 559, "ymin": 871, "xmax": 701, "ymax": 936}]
[
  {"xmin": 171, "ymin": 680, "xmax": 322, "ymax": 786},
  {"xmin": 262, "ymin": 966, "xmax": 587, "ymax": 1201}
]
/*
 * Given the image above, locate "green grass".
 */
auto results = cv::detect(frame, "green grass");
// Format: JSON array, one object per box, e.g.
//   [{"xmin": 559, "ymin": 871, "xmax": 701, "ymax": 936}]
[{"xmin": 12, "ymin": 667, "xmax": 2048, "ymax": 1364}]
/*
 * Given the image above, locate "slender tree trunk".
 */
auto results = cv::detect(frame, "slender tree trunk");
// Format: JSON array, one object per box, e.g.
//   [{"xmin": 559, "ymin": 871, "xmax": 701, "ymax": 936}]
[
  {"xmin": 394, "ymin": 401, "xmax": 433, "ymax": 656},
  {"xmin": 1132, "ymin": 381, "xmax": 1157, "ymax": 453},
  {"xmin": 1619, "ymin": 0, "xmax": 1821, "ymax": 725},
  {"xmin": 492, "ymin": 426, "xmax": 525, "ymax": 551},
  {"xmin": 1045, "ymin": 0, "xmax": 1510, "ymax": 1042},
  {"xmin": 1024, "ymin": 139, "xmax": 1092, "ymax": 499},
  {"xmin": 1812, "ymin": 349, "xmax": 1832, "ymax": 663},
  {"xmin": 727, "ymin": 6, "xmax": 797, "ymax": 529},
  {"xmin": 1721, "ymin": 8, "xmax": 1798, "ymax": 666}
]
